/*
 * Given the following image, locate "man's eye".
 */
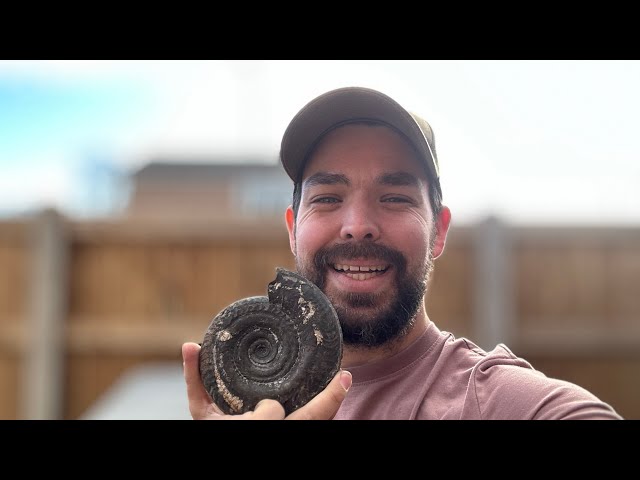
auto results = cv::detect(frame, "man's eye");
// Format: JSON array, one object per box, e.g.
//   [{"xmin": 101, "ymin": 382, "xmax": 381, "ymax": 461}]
[
  {"xmin": 312, "ymin": 197, "xmax": 340, "ymax": 204},
  {"xmin": 383, "ymin": 196, "xmax": 410, "ymax": 203}
]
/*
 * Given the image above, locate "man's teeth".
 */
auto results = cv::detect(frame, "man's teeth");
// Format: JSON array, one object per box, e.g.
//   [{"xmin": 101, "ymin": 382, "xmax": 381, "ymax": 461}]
[
  {"xmin": 333, "ymin": 264, "xmax": 387, "ymax": 281},
  {"xmin": 333, "ymin": 264, "xmax": 386, "ymax": 272}
]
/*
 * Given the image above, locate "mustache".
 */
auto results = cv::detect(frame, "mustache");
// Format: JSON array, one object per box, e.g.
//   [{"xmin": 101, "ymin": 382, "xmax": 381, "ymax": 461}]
[{"xmin": 313, "ymin": 242, "xmax": 407, "ymax": 273}]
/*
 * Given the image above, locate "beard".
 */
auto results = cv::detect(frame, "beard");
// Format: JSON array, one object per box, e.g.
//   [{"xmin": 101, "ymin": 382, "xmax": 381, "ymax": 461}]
[{"xmin": 295, "ymin": 240, "xmax": 434, "ymax": 349}]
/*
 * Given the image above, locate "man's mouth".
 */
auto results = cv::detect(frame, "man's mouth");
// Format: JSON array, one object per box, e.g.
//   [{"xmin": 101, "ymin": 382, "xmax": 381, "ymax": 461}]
[{"xmin": 331, "ymin": 263, "xmax": 390, "ymax": 281}]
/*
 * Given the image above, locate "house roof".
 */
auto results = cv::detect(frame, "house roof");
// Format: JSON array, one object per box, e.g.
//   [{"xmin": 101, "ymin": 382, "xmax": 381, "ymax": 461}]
[{"xmin": 133, "ymin": 160, "xmax": 290, "ymax": 183}]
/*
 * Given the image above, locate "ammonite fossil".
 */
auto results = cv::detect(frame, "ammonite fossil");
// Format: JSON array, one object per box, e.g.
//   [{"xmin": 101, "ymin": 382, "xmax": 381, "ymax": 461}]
[{"xmin": 199, "ymin": 267, "xmax": 343, "ymax": 416}]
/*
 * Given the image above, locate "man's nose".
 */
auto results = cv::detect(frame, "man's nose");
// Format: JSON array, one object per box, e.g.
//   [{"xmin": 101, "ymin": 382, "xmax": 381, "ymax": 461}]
[{"xmin": 339, "ymin": 203, "xmax": 381, "ymax": 241}]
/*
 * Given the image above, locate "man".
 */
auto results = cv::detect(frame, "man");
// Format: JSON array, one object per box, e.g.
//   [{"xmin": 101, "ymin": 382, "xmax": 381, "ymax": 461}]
[{"xmin": 182, "ymin": 86, "xmax": 622, "ymax": 420}]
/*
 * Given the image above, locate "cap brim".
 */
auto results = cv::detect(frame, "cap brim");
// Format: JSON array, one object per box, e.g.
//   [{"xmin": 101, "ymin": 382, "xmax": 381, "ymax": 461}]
[{"xmin": 280, "ymin": 86, "xmax": 438, "ymax": 182}]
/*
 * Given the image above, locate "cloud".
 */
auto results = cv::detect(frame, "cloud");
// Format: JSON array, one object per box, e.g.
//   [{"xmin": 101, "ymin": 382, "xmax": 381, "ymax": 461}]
[{"xmin": 0, "ymin": 160, "xmax": 74, "ymax": 214}]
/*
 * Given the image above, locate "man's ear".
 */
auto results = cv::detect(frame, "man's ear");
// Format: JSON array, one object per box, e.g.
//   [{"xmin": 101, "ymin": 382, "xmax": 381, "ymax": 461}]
[
  {"xmin": 432, "ymin": 206, "xmax": 451, "ymax": 259},
  {"xmin": 285, "ymin": 206, "xmax": 296, "ymax": 255}
]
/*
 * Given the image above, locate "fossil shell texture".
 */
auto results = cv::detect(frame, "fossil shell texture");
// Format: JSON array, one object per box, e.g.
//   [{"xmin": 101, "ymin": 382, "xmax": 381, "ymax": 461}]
[{"xmin": 199, "ymin": 267, "xmax": 343, "ymax": 416}]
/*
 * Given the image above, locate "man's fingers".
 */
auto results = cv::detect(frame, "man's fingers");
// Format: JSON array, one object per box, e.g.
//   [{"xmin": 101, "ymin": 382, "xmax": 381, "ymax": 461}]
[
  {"xmin": 252, "ymin": 399, "xmax": 286, "ymax": 419},
  {"xmin": 234, "ymin": 399, "xmax": 286, "ymax": 420},
  {"xmin": 286, "ymin": 370, "xmax": 352, "ymax": 420},
  {"xmin": 182, "ymin": 342, "xmax": 223, "ymax": 419}
]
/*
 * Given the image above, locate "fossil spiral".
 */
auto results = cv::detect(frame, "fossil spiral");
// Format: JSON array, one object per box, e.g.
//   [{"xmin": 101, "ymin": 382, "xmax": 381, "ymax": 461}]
[{"xmin": 199, "ymin": 267, "xmax": 343, "ymax": 416}]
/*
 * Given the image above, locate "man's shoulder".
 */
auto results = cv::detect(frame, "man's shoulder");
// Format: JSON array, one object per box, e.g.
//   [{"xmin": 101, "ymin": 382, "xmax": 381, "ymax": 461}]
[
  {"xmin": 439, "ymin": 333, "xmax": 531, "ymax": 371},
  {"xmin": 462, "ymin": 343, "xmax": 622, "ymax": 419}
]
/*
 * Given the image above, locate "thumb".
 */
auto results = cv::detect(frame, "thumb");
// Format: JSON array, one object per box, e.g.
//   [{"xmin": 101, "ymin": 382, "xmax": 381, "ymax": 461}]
[{"xmin": 286, "ymin": 370, "xmax": 352, "ymax": 420}]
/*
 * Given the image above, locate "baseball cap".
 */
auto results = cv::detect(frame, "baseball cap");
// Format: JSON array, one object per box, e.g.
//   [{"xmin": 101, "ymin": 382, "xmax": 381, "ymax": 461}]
[{"xmin": 279, "ymin": 86, "xmax": 440, "ymax": 186}]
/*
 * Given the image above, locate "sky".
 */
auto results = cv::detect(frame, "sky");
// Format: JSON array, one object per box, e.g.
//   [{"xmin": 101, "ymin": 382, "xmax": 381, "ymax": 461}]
[{"xmin": 0, "ymin": 60, "xmax": 638, "ymax": 225}]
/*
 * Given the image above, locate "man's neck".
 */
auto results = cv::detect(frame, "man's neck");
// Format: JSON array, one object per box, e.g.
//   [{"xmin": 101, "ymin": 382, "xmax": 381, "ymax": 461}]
[{"xmin": 340, "ymin": 313, "xmax": 430, "ymax": 368}]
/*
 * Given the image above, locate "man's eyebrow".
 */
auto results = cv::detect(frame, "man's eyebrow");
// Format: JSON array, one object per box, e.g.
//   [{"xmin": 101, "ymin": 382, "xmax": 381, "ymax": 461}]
[
  {"xmin": 376, "ymin": 172, "xmax": 420, "ymax": 187},
  {"xmin": 303, "ymin": 172, "xmax": 350, "ymax": 188}
]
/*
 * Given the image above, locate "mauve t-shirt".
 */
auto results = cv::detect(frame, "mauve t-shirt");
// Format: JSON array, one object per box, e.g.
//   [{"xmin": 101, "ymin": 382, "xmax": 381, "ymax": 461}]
[{"xmin": 334, "ymin": 322, "xmax": 622, "ymax": 420}]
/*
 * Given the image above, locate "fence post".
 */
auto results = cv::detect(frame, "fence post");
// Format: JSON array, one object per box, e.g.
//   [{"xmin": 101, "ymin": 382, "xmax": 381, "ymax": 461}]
[
  {"xmin": 20, "ymin": 208, "xmax": 68, "ymax": 419},
  {"xmin": 472, "ymin": 216, "xmax": 515, "ymax": 351}
]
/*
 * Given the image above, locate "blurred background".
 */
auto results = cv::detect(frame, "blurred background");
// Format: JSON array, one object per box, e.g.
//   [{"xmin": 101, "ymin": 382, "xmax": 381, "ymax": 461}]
[{"xmin": 0, "ymin": 60, "xmax": 638, "ymax": 419}]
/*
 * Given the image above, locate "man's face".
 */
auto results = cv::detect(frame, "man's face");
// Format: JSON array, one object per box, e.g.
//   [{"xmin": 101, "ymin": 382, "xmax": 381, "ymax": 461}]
[{"xmin": 285, "ymin": 124, "xmax": 450, "ymax": 348}]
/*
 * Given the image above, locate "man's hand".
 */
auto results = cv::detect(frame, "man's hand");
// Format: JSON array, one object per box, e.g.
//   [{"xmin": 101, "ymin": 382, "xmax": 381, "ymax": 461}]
[{"xmin": 182, "ymin": 342, "xmax": 351, "ymax": 420}]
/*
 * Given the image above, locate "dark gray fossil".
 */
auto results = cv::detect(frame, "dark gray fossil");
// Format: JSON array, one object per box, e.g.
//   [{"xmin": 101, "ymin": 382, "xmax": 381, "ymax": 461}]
[{"xmin": 199, "ymin": 267, "xmax": 343, "ymax": 416}]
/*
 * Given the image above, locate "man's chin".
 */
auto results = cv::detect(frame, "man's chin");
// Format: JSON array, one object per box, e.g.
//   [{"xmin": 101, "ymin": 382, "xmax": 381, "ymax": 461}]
[
  {"xmin": 333, "ymin": 302, "xmax": 394, "ymax": 326},
  {"xmin": 324, "ymin": 284, "xmax": 394, "ymax": 307},
  {"xmin": 328, "ymin": 294, "xmax": 393, "ymax": 314}
]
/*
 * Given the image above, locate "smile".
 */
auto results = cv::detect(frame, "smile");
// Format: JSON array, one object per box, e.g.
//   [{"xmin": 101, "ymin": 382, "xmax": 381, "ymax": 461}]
[{"xmin": 331, "ymin": 263, "xmax": 389, "ymax": 281}]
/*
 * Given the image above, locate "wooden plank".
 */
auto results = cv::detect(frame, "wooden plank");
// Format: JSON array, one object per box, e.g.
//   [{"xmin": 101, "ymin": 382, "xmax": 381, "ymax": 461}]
[
  {"xmin": 514, "ymin": 322, "xmax": 640, "ymax": 356},
  {"xmin": 66, "ymin": 321, "xmax": 210, "ymax": 355},
  {"xmin": 0, "ymin": 221, "xmax": 28, "ymax": 243},
  {"xmin": 0, "ymin": 354, "xmax": 19, "ymax": 419},
  {"xmin": 426, "ymin": 241, "xmax": 474, "ymax": 339},
  {"xmin": 607, "ymin": 247, "xmax": 640, "ymax": 320},
  {"xmin": 513, "ymin": 226, "xmax": 640, "ymax": 245},
  {"xmin": 0, "ymin": 322, "xmax": 27, "ymax": 354},
  {"xmin": 70, "ymin": 218, "xmax": 291, "ymax": 244},
  {"xmin": 0, "ymin": 244, "xmax": 28, "ymax": 320}
]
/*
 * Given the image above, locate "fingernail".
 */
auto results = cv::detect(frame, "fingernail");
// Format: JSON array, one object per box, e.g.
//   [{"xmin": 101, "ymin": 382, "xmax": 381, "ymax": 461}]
[{"xmin": 340, "ymin": 370, "xmax": 352, "ymax": 392}]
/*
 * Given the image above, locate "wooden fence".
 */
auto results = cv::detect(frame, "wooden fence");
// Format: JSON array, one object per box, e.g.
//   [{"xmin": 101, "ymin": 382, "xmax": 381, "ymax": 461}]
[{"xmin": 1, "ymin": 210, "xmax": 638, "ymax": 419}]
